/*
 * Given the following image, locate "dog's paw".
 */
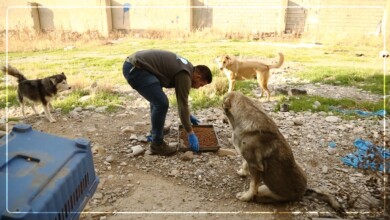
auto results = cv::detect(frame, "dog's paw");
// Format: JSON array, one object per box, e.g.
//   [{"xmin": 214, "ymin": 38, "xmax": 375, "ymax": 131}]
[
  {"xmin": 236, "ymin": 192, "xmax": 243, "ymax": 200},
  {"xmin": 236, "ymin": 191, "xmax": 253, "ymax": 202},
  {"xmin": 237, "ymin": 168, "xmax": 248, "ymax": 177}
]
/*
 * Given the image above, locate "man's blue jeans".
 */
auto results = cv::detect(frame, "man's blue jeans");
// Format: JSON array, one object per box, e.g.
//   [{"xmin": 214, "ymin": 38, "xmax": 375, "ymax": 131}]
[{"xmin": 123, "ymin": 61, "xmax": 168, "ymax": 144}]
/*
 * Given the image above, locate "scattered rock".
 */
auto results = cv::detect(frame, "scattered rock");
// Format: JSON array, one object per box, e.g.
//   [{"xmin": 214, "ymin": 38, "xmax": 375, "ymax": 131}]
[
  {"xmin": 179, "ymin": 151, "xmax": 195, "ymax": 161},
  {"xmin": 92, "ymin": 145, "xmax": 106, "ymax": 155},
  {"xmin": 217, "ymin": 148, "xmax": 237, "ymax": 157},
  {"xmin": 105, "ymin": 155, "xmax": 114, "ymax": 163},
  {"xmin": 129, "ymin": 134, "xmax": 138, "ymax": 140},
  {"xmin": 168, "ymin": 169, "xmax": 179, "ymax": 177},
  {"xmin": 312, "ymin": 101, "xmax": 321, "ymax": 109},
  {"xmin": 79, "ymin": 95, "xmax": 92, "ymax": 102},
  {"xmin": 121, "ymin": 126, "xmax": 135, "ymax": 134},
  {"xmin": 85, "ymin": 105, "xmax": 96, "ymax": 111},
  {"xmin": 289, "ymin": 88, "xmax": 307, "ymax": 95},
  {"xmin": 293, "ymin": 117, "xmax": 304, "ymax": 126},
  {"xmin": 12, "ymin": 70, "xmax": 386, "ymax": 218},
  {"xmin": 280, "ymin": 103, "xmax": 289, "ymax": 112},
  {"xmin": 93, "ymin": 192, "xmax": 103, "ymax": 199},
  {"xmin": 325, "ymin": 116, "xmax": 340, "ymax": 123},
  {"xmin": 95, "ymin": 106, "xmax": 108, "ymax": 113},
  {"xmin": 275, "ymin": 87, "xmax": 289, "ymax": 95},
  {"xmin": 130, "ymin": 145, "xmax": 144, "ymax": 156}
]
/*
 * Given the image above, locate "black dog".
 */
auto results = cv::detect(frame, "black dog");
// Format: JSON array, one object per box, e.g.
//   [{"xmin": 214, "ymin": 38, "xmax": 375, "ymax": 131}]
[{"xmin": 2, "ymin": 65, "xmax": 71, "ymax": 122}]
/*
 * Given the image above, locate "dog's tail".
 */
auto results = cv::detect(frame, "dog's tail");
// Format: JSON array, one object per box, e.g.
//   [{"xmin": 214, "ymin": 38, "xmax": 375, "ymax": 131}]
[
  {"xmin": 268, "ymin": 53, "xmax": 284, "ymax": 69},
  {"xmin": 305, "ymin": 188, "xmax": 346, "ymax": 216},
  {"xmin": 1, "ymin": 65, "xmax": 27, "ymax": 83}
]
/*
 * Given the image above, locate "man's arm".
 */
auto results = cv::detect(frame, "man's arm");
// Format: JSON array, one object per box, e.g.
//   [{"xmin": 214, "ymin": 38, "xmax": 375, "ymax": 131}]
[{"xmin": 174, "ymin": 72, "xmax": 193, "ymax": 133}]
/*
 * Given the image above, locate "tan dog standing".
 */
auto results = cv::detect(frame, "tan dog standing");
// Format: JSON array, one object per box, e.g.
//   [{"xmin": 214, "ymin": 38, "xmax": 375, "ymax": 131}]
[
  {"xmin": 222, "ymin": 91, "xmax": 345, "ymax": 215},
  {"xmin": 216, "ymin": 53, "xmax": 284, "ymax": 101}
]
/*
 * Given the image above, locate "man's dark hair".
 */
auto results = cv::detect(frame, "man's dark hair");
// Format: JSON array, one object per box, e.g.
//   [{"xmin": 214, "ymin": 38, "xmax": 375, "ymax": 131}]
[{"xmin": 195, "ymin": 65, "xmax": 212, "ymax": 83}]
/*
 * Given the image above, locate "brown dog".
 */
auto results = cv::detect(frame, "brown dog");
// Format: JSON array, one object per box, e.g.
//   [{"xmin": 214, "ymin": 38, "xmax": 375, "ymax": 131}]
[
  {"xmin": 216, "ymin": 53, "xmax": 284, "ymax": 101},
  {"xmin": 222, "ymin": 91, "xmax": 345, "ymax": 215}
]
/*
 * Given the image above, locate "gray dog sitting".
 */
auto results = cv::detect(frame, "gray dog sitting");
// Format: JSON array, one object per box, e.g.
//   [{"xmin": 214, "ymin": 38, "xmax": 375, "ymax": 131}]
[{"xmin": 223, "ymin": 91, "xmax": 345, "ymax": 215}]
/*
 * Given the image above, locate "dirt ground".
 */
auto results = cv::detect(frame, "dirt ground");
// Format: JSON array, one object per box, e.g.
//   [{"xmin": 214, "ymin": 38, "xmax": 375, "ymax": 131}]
[
  {"xmin": 19, "ymin": 104, "xmax": 300, "ymax": 220},
  {"xmin": 2, "ymin": 69, "xmax": 388, "ymax": 220}
]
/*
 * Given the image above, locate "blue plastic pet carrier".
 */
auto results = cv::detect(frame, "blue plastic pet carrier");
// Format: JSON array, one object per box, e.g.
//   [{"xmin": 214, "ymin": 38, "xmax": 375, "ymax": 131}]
[{"xmin": 0, "ymin": 124, "xmax": 99, "ymax": 220}]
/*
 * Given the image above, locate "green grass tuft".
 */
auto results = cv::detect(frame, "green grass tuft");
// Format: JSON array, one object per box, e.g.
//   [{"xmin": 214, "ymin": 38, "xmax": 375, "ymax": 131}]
[
  {"xmin": 2, "ymin": 36, "xmax": 387, "ymax": 115},
  {"xmin": 276, "ymin": 95, "xmax": 388, "ymax": 116},
  {"xmin": 0, "ymin": 85, "xmax": 19, "ymax": 108},
  {"xmin": 52, "ymin": 90, "xmax": 122, "ymax": 113},
  {"xmin": 292, "ymin": 66, "xmax": 385, "ymax": 95}
]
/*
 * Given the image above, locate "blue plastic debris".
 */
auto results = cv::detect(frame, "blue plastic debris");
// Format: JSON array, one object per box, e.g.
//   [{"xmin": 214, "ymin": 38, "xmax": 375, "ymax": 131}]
[
  {"xmin": 328, "ymin": 141, "xmax": 337, "ymax": 148},
  {"xmin": 342, "ymin": 138, "xmax": 390, "ymax": 172},
  {"xmin": 123, "ymin": 3, "xmax": 131, "ymax": 13},
  {"xmin": 330, "ymin": 107, "xmax": 387, "ymax": 117}
]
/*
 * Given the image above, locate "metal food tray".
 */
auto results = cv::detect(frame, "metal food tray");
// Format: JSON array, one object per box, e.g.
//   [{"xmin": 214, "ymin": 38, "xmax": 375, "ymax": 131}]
[{"xmin": 178, "ymin": 125, "xmax": 220, "ymax": 152}]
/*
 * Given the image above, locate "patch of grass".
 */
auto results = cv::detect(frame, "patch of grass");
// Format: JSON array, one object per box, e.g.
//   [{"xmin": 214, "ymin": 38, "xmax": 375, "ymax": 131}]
[
  {"xmin": 73, "ymin": 57, "xmax": 123, "ymax": 71},
  {"xmin": 52, "ymin": 90, "xmax": 122, "ymax": 113},
  {"xmin": 276, "ymin": 95, "xmax": 388, "ymax": 115},
  {"xmin": 51, "ymin": 90, "xmax": 88, "ymax": 113},
  {"xmin": 292, "ymin": 66, "xmax": 385, "ymax": 95},
  {"xmin": 168, "ymin": 94, "xmax": 178, "ymax": 108},
  {"xmin": 189, "ymin": 89, "xmax": 223, "ymax": 110},
  {"xmin": 168, "ymin": 89, "xmax": 223, "ymax": 111},
  {"xmin": 233, "ymin": 80, "xmax": 258, "ymax": 97},
  {"xmin": 2, "ymin": 33, "xmax": 386, "ymax": 114},
  {"xmin": 91, "ymin": 91, "xmax": 123, "ymax": 112},
  {"xmin": 0, "ymin": 84, "xmax": 19, "ymax": 108}
]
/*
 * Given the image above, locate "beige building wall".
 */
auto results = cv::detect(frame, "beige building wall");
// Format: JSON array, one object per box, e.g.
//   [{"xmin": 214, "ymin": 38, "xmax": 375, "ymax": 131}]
[
  {"xmin": 304, "ymin": 0, "xmax": 386, "ymax": 36},
  {"xmin": 111, "ymin": 0, "xmax": 130, "ymax": 30},
  {"xmin": 111, "ymin": 0, "xmax": 191, "ymax": 31},
  {"xmin": 0, "ymin": 0, "xmax": 388, "ymax": 38},
  {"xmin": 110, "ymin": 0, "xmax": 192, "ymax": 31},
  {"xmin": 285, "ymin": 0, "xmax": 320, "ymax": 34},
  {"xmin": 193, "ymin": 0, "xmax": 288, "ymax": 33},
  {"xmin": 384, "ymin": 0, "xmax": 390, "ymax": 39},
  {"xmin": 0, "ymin": 0, "xmax": 112, "ymax": 36},
  {"xmin": 0, "ymin": 1, "xmax": 37, "ymax": 31}
]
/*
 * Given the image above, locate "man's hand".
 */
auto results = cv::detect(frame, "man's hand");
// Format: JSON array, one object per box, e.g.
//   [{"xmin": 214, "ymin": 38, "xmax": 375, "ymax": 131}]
[
  {"xmin": 190, "ymin": 115, "xmax": 200, "ymax": 125},
  {"xmin": 188, "ymin": 133, "xmax": 200, "ymax": 152}
]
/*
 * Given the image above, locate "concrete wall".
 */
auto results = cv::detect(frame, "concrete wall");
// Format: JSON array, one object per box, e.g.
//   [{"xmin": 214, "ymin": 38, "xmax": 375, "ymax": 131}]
[
  {"xmin": 0, "ymin": 0, "xmax": 112, "ymax": 36},
  {"xmin": 192, "ymin": 0, "xmax": 288, "ymax": 33},
  {"xmin": 0, "ymin": 0, "xmax": 388, "ymax": 38},
  {"xmin": 111, "ymin": 0, "xmax": 192, "ymax": 31},
  {"xmin": 385, "ymin": 0, "xmax": 390, "ymax": 38},
  {"xmin": 286, "ymin": 0, "xmax": 387, "ymax": 36},
  {"xmin": 285, "ymin": 0, "xmax": 320, "ymax": 34},
  {"xmin": 0, "ymin": 1, "xmax": 37, "ymax": 31},
  {"xmin": 311, "ymin": 0, "xmax": 386, "ymax": 35}
]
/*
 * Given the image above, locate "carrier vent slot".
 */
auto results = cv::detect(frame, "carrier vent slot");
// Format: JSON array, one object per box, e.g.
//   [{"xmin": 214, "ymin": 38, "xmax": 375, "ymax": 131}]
[{"xmin": 55, "ymin": 173, "xmax": 89, "ymax": 220}]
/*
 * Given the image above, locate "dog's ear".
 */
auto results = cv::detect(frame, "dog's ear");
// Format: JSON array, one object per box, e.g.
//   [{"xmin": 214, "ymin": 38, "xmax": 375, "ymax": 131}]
[
  {"xmin": 222, "ymin": 95, "xmax": 232, "ymax": 110},
  {"xmin": 61, "ymin": 72, "xmax": 65, "ymax": 75},
  {"xmin": 224, "ymin": 55, "xmax": 231, "ymax": 65},
  {"xmin": 50, "ymin": 78, "xmax": 56, "ymax": 85}
]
